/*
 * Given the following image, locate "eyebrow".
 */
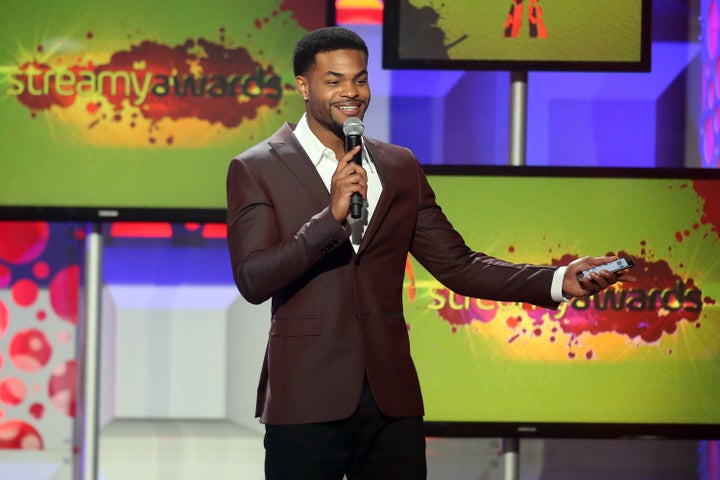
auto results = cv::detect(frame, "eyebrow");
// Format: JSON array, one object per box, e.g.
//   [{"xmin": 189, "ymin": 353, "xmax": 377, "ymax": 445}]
[{"xmin": 322, "ymin": 69, "xmax": 368, "ymax": 80}]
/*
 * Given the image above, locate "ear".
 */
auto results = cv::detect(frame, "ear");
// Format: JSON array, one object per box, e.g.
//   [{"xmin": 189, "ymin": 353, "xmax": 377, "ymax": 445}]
[{"xmin": 296, "ymin": 75, "xmax": 309, "ymax": 101}]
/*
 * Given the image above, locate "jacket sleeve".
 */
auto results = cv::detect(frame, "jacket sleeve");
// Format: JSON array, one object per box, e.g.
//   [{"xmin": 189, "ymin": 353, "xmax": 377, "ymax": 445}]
[
  {"xmin": 226, "ymin": 156, "xmax": 349, "ymax": 305},
  {"xmin": 408, "ymin": 159, "xmax": 559, "ymax": 309}
]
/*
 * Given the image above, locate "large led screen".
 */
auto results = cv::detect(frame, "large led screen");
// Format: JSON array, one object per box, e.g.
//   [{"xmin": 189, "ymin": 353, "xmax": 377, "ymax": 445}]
[
  {"xmin": 410, "ymin": 167, "xmax": 720, "ymax": 438},
  {"xmin": 384, "ymin": 0, "xmax": 652, "ymax": 72},
  {"xmin": 0, "ymin": 0, "xmax": 333, "ymax": 221}
]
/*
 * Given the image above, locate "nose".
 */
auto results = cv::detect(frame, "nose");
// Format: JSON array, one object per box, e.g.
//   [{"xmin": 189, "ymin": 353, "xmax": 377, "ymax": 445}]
[{"xmin": 341, "ymin": 81, "xmax": 359, "ymax": 98}]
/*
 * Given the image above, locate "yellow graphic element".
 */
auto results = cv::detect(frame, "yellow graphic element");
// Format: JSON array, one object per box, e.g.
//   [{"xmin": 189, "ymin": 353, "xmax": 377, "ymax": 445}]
[{"xmin": 336, "ymin": 0, "xmax": 383, "ymax": 10}]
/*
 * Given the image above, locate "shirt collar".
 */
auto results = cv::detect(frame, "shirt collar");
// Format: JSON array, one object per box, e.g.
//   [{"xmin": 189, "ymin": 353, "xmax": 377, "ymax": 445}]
[
  {"xmin": 294, "ymin": 114, "xmax": 334, "ymax": 167},
  {"xmin": 293, "ymin": 114, "xmax": 375, "ymax": 173}
]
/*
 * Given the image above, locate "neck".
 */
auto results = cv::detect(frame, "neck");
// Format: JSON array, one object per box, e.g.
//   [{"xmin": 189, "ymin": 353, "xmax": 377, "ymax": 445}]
[{"xmin": 306, "ymin": 117, "xmax": 345, "ymax": 158}]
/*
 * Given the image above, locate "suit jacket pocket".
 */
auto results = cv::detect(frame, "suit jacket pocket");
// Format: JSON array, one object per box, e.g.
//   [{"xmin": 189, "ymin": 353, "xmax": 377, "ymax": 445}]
[{"xmin": 270, "ymin": 315, "xmax": 322, "ymax": 337}]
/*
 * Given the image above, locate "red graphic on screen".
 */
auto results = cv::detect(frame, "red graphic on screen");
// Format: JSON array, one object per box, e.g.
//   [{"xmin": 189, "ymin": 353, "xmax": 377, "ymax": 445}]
[
  {"xmin": 0, "ymin": 222, "xmax": 50, "ymax": 265},
  {"xmin": 433, "ymin": 289, "xmax": 491, "ymax": 326},
  {"xmin": 0, "ymin": 266, "xmax": 10, "ymax": 289},
  {"xmin": 0, "ymin": 301, "xmax": 8, "ymax": 338},
  {"xmin": 405, "ymin": 256, "xmax": 416, "ymax": 303},
  {"xmin": 12, "ymin": 39, "xmax": 284, "ymax": 131},
  {"xmin": 9, "ymin": 329, "xmax": 53, "ymax": 372},
  {"xmin": 503, "ymin": 0, "xmax": 547, "ymax": 39},
  {"xmin": 95, "ymin": 39, "xmax": 283, "ymax": 127},
  {"xmin": 48, "ymin": 360, "xmax": 77, "ymax": 418},
  {"xmin": 694, "ymin": 179, "xmax": 720, "ymax": 238},
  {"xmin": 0, "ymin": 420, "xmax": 43, "ymax": 449},
  {"xmin": 29, "ymin": 403, "xmax": 44, "ymax": 420},
  {"xmin": 0, "ymin": 222, "xmax": 81, "ymax": 450},
  {"xmin": 0, "ymin": 378, "xmax": 27, "ymax": 407},
  {"xmin": 550, "ymin": 254, "xmax": 705, "ymax": 343},
  {"xmin": 11, "ymin": 279, "xmax": 38, "ymax": 308},
  {"xmin": 33, "ymin": 262, "xmax": 50, "ymax": 280},
  {"xmin": 428, "ymin": 251, "xmax": 715, "ymax": 360},
  {"xmin": 5, "ymin": 2, "xmax": 328, "ymax": 149},
  {"xmin": 280, "ymin": 0, "xmax": 331, "ymax": 31},
  {"xmin": 434, "ymin": 289, "xmax": 545, "ymax": 327},
  {"xmin": 49, "ymin": 265, "xmax": 80, "ymax": 325}
]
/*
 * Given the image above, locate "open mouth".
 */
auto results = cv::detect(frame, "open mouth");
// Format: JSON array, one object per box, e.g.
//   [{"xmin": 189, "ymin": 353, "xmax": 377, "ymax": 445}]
[{"xmin": 336, "ymin": 104, "xmax": 362, "ymax": 116}]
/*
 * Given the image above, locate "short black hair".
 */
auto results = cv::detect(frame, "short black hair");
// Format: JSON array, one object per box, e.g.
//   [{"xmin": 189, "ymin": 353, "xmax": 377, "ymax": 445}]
[{"xmin": 293, "ymin": 27, "xmax": 368, "ymax": 76}]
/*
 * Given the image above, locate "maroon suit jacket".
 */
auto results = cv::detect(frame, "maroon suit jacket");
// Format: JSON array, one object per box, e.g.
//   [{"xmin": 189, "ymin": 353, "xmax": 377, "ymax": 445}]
[{"xmin": 226, "ymin": 122, "xmax": 559, "ymax": 425}]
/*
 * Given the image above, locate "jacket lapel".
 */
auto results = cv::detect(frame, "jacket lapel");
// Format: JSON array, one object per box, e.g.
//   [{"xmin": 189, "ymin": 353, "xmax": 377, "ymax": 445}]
[
  {"xmin": 269, "ymin": 123, "xmax": 329, "ymax": 211},
  {"xmin": 267, "ymin": 125, "xmax": 396, "ymax": 257},
  {"xmin": 358, "ymin": 138, "xmax": 396, "ymax": 256}
]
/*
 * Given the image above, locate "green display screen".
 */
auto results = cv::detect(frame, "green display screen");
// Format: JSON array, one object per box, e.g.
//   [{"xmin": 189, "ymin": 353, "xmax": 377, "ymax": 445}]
[
  {"xmin": 409, "ymin": 167, "xmax": 720, "ymax": 438},
  {"xmin": 0, "ymin": 0, "xmax": 331, "ymax": 221},
  {"xmin": 384, "ymin": 0, "xmax": 652, "ymax": 72}
]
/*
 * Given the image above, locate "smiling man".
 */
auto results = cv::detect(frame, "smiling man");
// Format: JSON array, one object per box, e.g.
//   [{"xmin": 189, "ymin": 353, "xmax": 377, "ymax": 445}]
[{"xmin": 225, "ymin": 26, "xmax": 626, "ymax": 480}]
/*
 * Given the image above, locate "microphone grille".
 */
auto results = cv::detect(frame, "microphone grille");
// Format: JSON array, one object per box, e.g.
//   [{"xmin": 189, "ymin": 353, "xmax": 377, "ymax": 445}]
[{"xmin": 342, "ymin": 117, "xmax": 364, "ymax": 136}]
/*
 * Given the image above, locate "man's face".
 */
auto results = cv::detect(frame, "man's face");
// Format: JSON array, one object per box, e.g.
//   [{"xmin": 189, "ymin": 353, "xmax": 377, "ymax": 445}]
[{"xmin": 296, "ymin": 48, "xmax": 371, "ymax": 142}]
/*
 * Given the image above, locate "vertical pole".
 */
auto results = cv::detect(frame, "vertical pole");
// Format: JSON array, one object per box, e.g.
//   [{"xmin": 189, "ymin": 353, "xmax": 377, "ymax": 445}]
[
  {"xmin": 508, "ymin": 70, "xmax": 529, "ymax": 166},
  {"xmin": 502, "ymin": 437, "xmax": 520, "ymax": 480},
  {"xmin": 504, "ymin": 70, "xmax": 528, "ymax": 480},
  {"xmin": 75, "ymin": 222, "xmax": 103, "ymax": 480}
]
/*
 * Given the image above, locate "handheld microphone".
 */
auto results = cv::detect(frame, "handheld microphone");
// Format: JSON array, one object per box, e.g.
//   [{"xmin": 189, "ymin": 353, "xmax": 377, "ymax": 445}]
[{"xmin": 342, "ymin": 117, "xmax": 364, "ymax": 219}]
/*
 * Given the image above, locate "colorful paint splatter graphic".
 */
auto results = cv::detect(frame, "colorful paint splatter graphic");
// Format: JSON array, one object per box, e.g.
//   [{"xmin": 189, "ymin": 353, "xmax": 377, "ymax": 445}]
[
  {"xmin": 414, "ymin": 253, "xmax": 712, "ymax": 361},
  {"xmin": 10, "ymin": 39, "xmax": 284, "ymax": 129},
  {"xmin": 405, "ymin": 174, "xmax": 720, "ymax": 425},
  {"xmin": 0, "ymin": 222, "xmax": 84, "ymax": 450},
  {"xmin": 0, "ymin": 0, "xmax": 330, "ymax": 211},
  {"xmin": 406, "ymin": 179, "xmax": 719, "ymax": 362},
  {"xmin": 1, "ymin": 0, "xmax": 325, "ymax": 148},
  {"xmin": 6, "ymin": 29, "xmax": 287, "ymax": 147}
]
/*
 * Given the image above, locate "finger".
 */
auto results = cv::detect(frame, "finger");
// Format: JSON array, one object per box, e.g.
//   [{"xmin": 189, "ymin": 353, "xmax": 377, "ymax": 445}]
[
  {"xmin": 339, "ymin": 165, "xmax": 368, "ymax": 191},
  {"xmin": 617, "ymin": 272, "xmax": 636, "ymax": 283},
  {"xmin": 575, "ymin": 273, "xmax": 606, "ymax": 295},
  {"xmin": 334, "ymin": 161, "xmax": 366, "ymax": 182},
  {"xmin": 339, "ymin": 145, "xmax": 362, "ymax": 166},
  {"xmin": 332, "ymin": 146, "xmax": 362, "ymax": 176},
  {"xmin": 589, "ymin": 255, "xmax": 618, "ymax": 266},
  {"xmin": 576, "ymin": 276, "xmax": 597, "ymax": 295}
]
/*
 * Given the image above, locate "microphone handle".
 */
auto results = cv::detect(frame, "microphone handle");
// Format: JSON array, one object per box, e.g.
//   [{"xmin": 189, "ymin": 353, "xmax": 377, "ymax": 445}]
[{"xmin": 345, "ymin": 134, "xmax": 363, "ymax": 219}]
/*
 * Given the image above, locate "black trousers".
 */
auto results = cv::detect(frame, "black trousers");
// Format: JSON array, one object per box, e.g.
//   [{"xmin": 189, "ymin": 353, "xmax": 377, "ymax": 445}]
[{"xmin": 264, "ymin": 379, "xmax": 426, "ymax": 480}]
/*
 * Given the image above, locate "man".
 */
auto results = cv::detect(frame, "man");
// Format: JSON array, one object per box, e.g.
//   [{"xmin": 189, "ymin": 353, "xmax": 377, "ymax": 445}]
[{"xmin": 226, "ymin": 26, "xmax": 627, "ymax": 480}]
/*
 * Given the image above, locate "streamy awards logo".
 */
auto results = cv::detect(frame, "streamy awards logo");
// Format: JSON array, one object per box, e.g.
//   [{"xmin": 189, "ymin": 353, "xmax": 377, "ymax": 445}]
[
  {"xmin": 1, "ymin": 1, "xmax": 315, "ymax": 147},
  {"xmin": 404, "ymin": 180, "xmax": 720, "ymax": 362}
]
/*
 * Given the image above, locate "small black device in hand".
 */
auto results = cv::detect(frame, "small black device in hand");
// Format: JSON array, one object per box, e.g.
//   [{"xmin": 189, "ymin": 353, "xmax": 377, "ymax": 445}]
[{"xmin": 576, "ymin": 257, "xmax": 635, "ymax": 282}]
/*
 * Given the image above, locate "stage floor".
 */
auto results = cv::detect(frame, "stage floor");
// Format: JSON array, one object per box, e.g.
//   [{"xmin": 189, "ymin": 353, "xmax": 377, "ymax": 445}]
[
  {"xmin": 0, "ymin": 419, "xmax": 504, "ymax": 480},
  {"xmin": 1, "ymin": 420, "xmax": 698, "ymax": 480}
]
